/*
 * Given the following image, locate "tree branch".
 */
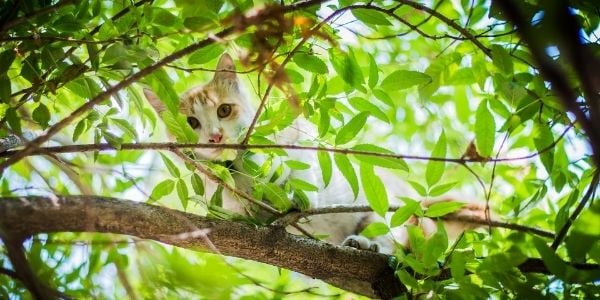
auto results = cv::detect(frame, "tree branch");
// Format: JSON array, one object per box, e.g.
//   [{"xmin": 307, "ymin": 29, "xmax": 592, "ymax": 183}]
[
  {"xmin": 0, "ymin": 195, "xmax": 401, "ymax": 298},
  {"xmin": 0, "ymin": 196, "xmax": 597, "ymax": 299},
  {"xmin": 274, "ymin": 204, "xmax": 556, "ymax": 239},
  {"xmin": 0, "ymin": 136, "xmax": 570, "ymax": 164}
]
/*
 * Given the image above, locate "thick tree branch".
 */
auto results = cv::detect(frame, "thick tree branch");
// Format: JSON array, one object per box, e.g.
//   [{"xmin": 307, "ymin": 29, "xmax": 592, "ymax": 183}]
[
  {"xmin": 1, "ymin": 196, "xmax": 597, "ymax": 299},
  {"xmin": 0, "ymin": 196, "xmax": 402, "ymax": 298}
]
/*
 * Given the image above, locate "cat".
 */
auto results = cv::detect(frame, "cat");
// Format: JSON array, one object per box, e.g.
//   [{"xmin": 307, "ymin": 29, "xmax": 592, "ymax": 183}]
[{"xmin": 143, "ymin": 53, "xmax": 489, "ymax": 254}]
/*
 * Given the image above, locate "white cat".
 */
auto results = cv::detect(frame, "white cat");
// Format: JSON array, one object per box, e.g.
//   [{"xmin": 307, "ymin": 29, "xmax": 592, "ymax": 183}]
[{"xmin": 143, "ymin": 53, "xmax": 488, "ymax": 254}]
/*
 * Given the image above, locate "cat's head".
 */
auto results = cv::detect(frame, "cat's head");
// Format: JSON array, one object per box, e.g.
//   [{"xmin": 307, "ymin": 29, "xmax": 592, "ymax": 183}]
[{"xmin": 144, "ymin": 54, "xmax": 254, "ymax": 160}]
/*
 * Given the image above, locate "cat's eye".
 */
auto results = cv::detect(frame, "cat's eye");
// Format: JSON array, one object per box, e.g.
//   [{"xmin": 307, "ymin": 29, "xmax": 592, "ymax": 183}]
[
  {"xmin": 217, "ymin": 104, "xmax": 232, "ymax": 118},
  {"xmin": 187, "ymin": 117, "xmax": 200, "ymax": 129}
]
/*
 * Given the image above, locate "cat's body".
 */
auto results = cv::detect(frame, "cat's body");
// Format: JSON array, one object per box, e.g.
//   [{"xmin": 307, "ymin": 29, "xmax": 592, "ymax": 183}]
[{"xmin": 144, "ymin": 54, "xmax": 487, "ymax": 254}]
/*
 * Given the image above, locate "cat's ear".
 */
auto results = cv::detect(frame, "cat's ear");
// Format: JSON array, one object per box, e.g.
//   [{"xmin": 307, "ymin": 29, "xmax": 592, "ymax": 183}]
[
  {"xmin": 143, "ymin": 88, "xmax": 166, "ymax": 114},
  {"xmin": 213, "ymin": 53, "xmax": 237, "ymax": 83}
]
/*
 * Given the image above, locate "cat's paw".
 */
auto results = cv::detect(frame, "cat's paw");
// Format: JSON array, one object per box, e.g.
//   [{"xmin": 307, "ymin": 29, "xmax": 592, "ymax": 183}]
[{"xmin": 342, "ymin": 235, "xmax": 380, "ymax": 252}]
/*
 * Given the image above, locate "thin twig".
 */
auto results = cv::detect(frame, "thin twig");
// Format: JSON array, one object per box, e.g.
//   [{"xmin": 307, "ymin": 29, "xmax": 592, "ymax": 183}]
[
  {"xmin": 275, "ymin": 204, "xmax": 555, "ymax": 239},
  {"xmin": 0, "ymin": 135, "xmax": 571, "ymax": 164}
]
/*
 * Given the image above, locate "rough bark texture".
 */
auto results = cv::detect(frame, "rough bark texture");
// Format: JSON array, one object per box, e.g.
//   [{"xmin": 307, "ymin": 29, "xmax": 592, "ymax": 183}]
[
  {"xmin": 0, "ymin": 196, "xmax": 403, "ymax": 298},
  {"xmin": 2, "ymin": 196, "xmax": 597, "ymax": 299}
]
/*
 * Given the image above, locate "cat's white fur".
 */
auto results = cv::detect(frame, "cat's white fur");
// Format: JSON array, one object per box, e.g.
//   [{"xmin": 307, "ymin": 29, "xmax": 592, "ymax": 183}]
[{"xmin": 144, "ymin": 54, "xmax": 488, "ymax": 254}]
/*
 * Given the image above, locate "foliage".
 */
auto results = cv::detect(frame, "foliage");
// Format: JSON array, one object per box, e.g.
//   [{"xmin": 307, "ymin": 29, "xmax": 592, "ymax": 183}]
[{"xmin": 0, "ymin": 0, "xmax": 599, "ymax": 299}]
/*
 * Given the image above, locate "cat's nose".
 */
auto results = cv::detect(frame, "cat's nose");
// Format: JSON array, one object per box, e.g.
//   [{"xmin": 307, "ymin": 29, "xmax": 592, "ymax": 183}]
[{"xmin": 208, "ymin": 133, "xmax": 223, "ymax": 143}]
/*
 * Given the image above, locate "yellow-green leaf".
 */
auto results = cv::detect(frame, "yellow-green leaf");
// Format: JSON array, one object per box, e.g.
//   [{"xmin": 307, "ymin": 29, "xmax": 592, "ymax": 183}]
[{"xmin": 475, "ymin": 100, "xmax": 496, "ymax": 157}]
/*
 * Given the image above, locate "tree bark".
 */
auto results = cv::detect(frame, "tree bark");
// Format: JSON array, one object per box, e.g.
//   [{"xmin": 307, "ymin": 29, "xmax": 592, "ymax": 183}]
[
  {"xmin": 0, "ymin": 196, "xmax": 403, "ymax": 298},
  {"xmin": 1, "ymin": 196, "xmax": 598, "ymax": 299}
]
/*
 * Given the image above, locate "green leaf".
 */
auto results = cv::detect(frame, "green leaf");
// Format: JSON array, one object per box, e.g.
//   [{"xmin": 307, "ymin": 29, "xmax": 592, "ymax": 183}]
[
  {"xmin": 408, "ymin": 180, "xmax": 427, "ymax": 197},
  {"xmin": 32, "ymin": 103, "xmax": 50, "ymax": 128},
  {"xmin": 428, "ymin": 181, "xmax": 458, "ymax": 197},
  {"xmin": 360, "ymin": 162, "xmax": 389, "ymax": 217},
  {"xmin": 533, "ymin": 238, "xmax": 572, "ymax": 282},
  {"xmin": 162, "ymin": 111, "xmax": 199, "ymax": 143},
  {"xmin": 534, "ymin": 124, "xmax": 554, "ymax": 174},
  {"xmin": 396, "ymin": 269, "xmax": 419, "ymax": 289},
  {"xmin": 285, "ymin": 68, "xmax": 304, "ymax": 84},
  {"xmin": 191, "ymin": 173, "xmax": 205, "ymax": 196},
  {"xmin": 102, "ymin": 130, "xmax": 122, "ymax": 149},
  {"xmin": 293, "ymin": 53, "xmax": 328, "ymax": 74},
  {"xmin": 450, "ymin": 251, "xmax": 468, "ymax": 281},
  {"xmin": 149, "ymin": 179, "xmax": 175, "ymax": 202},
  {"xmin": 381, "ymin": 70, "xmax": 432, "ymax": 91},
  {"xmin": 449, "ymin": 68, "xmax": 476, "ymax": 85},
  {"xmin": 262, "ymin": 182, "xmax": 291, "ymax": 211},
  {"xmin": 391, "ymin": 198, "xmax": 420, "ymax": 227},
  {"xmin": 348, "ymin": 97, "xmax": 388, "ymax": 122},
  {"xmin": 146, "ymin": 69, "xmax": 179, "ymax": 114},
  {"xmin": 424, "ymin": 201, "xmax": 464, "ymax": 217},
  {"xmin": 289, "ymin": 178, "xmax": 319, "ymax": 192},
  {"xmin": 184, "ymin": 16, "xmax": 215, "ymax": 31},
  {"xmin": 317, "ymin": 151, "xmax": 332, "ymax": 187},
  {"xmin": 334, "ymin": 154, "xmax": 358, "ymax": 198},
  {"xmin": 361, "ymin": 222, "xmax": 390, "ymax": 238},
  {"xmin": 102, "ymin": 42, "xmax": 127, "ymax": 65},
  {"xmin": 0, "ymin": 75, "xmax": 11, "ymax": 103},
  {"xmin": 176, "ymin": 179, "xmax": 189, "ymax": 210},
  {"xmin": 160, "ymin": 153, "xmax": 180, "ymax": 178},
  {"xmin": 65, "ymin": 77, "xmax": 100, "ymax": 99},
  {"xmin": 86, "ymin": 42, "xmax": 100, "ymax": 70},
  {"xmin": 372, "ymin": 89, "xmax": 394, "ymax": 107},
  {"xmin": 425, "ymin": 131, "xmax": 447, "ymax": 187},
  {"xmin": 318, "ymin": 108, "xmax": 330, "ymax": 138},
  {"xmin": 5, "ymin": 108, "xmax": 21, "ymax": 135},
  {"xmin": 285, "ymin": 160, "xmax": 311, "ymax": 170},
  {"xmin": 0, "ymin": 103, "xmax": 9, "ymax": 120},
  {"xmin": 20, "ymin": 55, "xmax": 40, "ymax": 84},
  {"xmin": 423, "ymin": 221, "xmax": 448, "ymax": 265},
  {"xmin": 351, "ymin": 144, "xmax": 408, "ymax": 171},
  {"xmin": 211, "ymin": 164, "xmax": 235, "ymax": 187},
  {"xmin": 53, "ymin": 14, "xmax": 83, "ymax": 32},
  {"xmin": 210, "ymin": 185, "xmax": 224, "ymax": 207},
  {"xmin": 111, "ymin": 118, "xmax": 138, "ymax": 141},
  {"xmin": 368, "ymin": 54, "xmax": 379, "ymax": 89},
  {"xmin": 407, "ymin": 225, "xmax": 426, "ymax": 255},
  {"xmin": 475, "ymin": 100, "xmax": 496, "ymax": 157},
  {"xmin": 335, "ymin": 111, "xmax": 369, "ymax": 145},
  {"xmin": 352, "ymin": 8, "xmax": 392, "ymax": 26},
  {"xmin": 188, "ymin": 44, "xmax": 224, "ymax": 65},
  {"xmin": 153, "ymin": 9, "xmax": 178, "ymax": 26},
  {"xmin": 555, "ymin": 190, "xmax": 579, "ymax": 234},
  {"xmin": 0, "ymin": 50, "xmax": 16, "ymax": 74},
  {"xmin": 329, "ymin": 48, "xmax": 364, "ymax": 89},
  {"xmin": 490, "ymin": 44, "xmax": 513, "ymax": 75}
]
